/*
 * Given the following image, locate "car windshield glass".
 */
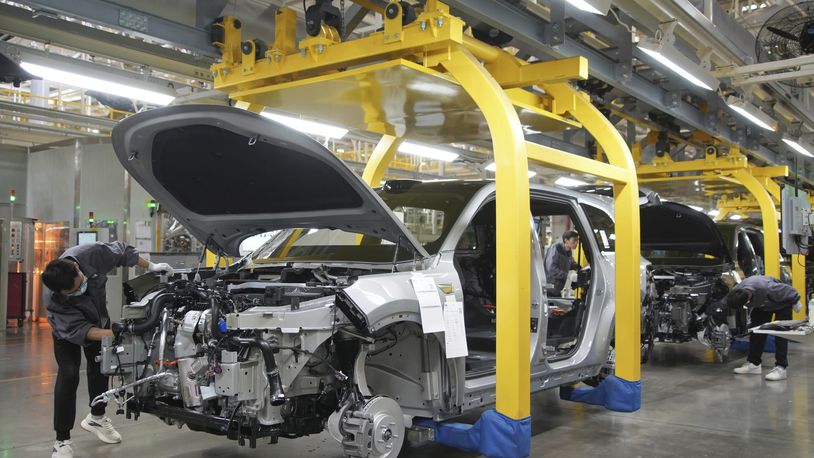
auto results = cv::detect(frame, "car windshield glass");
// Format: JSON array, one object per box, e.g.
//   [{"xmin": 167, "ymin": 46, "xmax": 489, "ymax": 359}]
[{"xmin": 249, "ymin": 181, "xmax": 481, "ymax": 263}]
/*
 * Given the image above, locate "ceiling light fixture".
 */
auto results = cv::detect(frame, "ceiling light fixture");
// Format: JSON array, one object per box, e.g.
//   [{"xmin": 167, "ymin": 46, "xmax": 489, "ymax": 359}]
[
  {"xmin": 729, "ymin": 214, "xmax": 743, "ymax": 220},
  {"xmin": 565, "ymin": 0, "xmax": 611, "ymax": 15},
  {"xmin": 637, "ymin": 37, "xmax": 719, "ymax": 91},
  {"xmin": 261, "ymin": 112, "xmax": 348, "ymax": 139},
  {"xmin": 708, "ymin": 209, "xmax": 720, "ymax": 217},
  {"xmin": 20, "ymin": 62, "xmax": 175, "ymax": 106},
  {"xmin": 554, "ymin": 176, "xmax": 589, "ymax": 187},
  {"xmin": 689, "ymin": 205, "xmax": 703, "ymax": 212},
  {"xmin": 783, "ymin": 138, "xmax": 814, "ymax": 157},
  {"xmin": 726, "ymin": 96, "xmax": 778, "ymax": 131},
  {"xmin": 398, "ymin": 142, "xmax": 459, "ymax": 162},
  {"xmin": 484, "ymin": 162, "xmax": 537, "ymax": 178}
]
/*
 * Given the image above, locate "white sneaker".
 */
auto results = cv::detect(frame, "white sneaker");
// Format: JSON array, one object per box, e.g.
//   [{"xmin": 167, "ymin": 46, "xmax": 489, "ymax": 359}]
[
  {"xmin": 765, "ymin": 366, "xmax": 788, "ymax": 381},
  {"xmin": 52, "ymin": 440, "xmax": 73, "ymax": 458},
  {"xmin": 80, "ymin": 413, "xmax": 122, "ymax": 444},
  {"xmin": 733, "ymin": 362, "xmax": 762, "ymax": 375}
]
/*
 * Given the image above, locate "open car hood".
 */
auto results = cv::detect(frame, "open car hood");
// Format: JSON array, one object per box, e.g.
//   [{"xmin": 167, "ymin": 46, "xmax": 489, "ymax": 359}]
[
  {"xmin": 640, "ymin": 202, "xmax": 732, "ymax": 263},
  {"xmin": 111, "ymin": 105, "xmax": 428, "ymax": 258}
]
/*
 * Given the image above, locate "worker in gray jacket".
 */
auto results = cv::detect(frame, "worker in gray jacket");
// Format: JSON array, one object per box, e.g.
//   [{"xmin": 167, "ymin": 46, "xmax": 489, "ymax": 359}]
[
  {"xmin": 544, "ymin": 230, "xmax": 580, "ymax": 297},
  {"xmin": 42, "ymin": 241, "xmax": 173, "ymax": 458},
  {"xmin": 726, "ymin": 275, "xmax": 802, "ymax": 381}
]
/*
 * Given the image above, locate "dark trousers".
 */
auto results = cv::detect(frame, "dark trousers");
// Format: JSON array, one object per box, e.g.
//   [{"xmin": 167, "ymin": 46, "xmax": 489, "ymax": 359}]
[
  {"xmin": 747, "ymin": 306, "xmax": 792, "ymax": 368},
  {"xmin": 53, "ymin": 337, "xmax": 108, "ymax": 441}
]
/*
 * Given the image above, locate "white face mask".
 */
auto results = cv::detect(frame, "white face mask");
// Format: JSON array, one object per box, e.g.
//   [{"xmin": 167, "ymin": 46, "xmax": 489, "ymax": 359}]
[{"xmin": 68, "ymin": 273, "xmax": 88, "ymax": 297}]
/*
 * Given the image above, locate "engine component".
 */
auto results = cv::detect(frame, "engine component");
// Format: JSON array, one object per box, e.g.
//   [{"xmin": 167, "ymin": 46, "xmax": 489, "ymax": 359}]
[
  {"xmin": 177, "ymin": 357, "xmax": 208, "ymax": 409},
  {"xmin": 215, "ymin": 351, "xmax": 260, "ymax": 401},
  {"xmin": 648, "ymin": 266, "xmax": 738, "ymax": 359},
  {"xmin": 229, "ymin": 337, "xmax": 286, "ymax": 406}
]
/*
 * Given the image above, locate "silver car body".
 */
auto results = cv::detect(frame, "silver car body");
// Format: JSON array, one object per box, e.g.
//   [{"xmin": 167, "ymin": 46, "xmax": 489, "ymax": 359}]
[{"xmin": 103, "ymin": 105, "xmax": 646, "ymax": 452}]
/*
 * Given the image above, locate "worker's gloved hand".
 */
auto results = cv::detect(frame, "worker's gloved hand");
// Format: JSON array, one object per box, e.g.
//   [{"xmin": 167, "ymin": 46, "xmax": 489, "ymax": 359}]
[
  {"xmin": 148, "ymin": 261, "xmax": 175, "ymax": 277},
  {"xmin": 793, "ymin": 302, "xmax": 803, "ymax": 313}
]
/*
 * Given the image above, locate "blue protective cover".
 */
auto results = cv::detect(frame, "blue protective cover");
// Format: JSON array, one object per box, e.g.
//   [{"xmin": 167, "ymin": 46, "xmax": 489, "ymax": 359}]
[
  {"xmin": 414, "ymin": 409, "xmax": 531, "ymax": 458},
  {"xmin": 559, "ymin": 374, "xmax": 641, "ymax": 412}
]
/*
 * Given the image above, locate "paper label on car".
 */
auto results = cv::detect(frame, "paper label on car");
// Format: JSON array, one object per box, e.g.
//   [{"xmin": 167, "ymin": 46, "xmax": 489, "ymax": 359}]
[
  {"xmin": 411, "ymin": 274, "xmax": 445, "ymax": 333},
  {"xmin": 443, "ymin": 294, "xmax": 469, "ymax": 359}
]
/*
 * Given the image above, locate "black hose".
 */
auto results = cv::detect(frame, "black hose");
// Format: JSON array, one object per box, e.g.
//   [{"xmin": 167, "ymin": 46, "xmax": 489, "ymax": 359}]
[
  {"xmin": 230, "ymin": 337, "xmax": 286, "ymax": 406},
  {"xmin": 129, "ymin": 292, "xmax": 174, "ymax": 334}
]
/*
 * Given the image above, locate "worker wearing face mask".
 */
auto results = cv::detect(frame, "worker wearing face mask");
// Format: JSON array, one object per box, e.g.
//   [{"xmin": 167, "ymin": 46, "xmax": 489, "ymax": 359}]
[{"xmin": 41, "ymin": 241, "xmax": 173, "ymax": 458}]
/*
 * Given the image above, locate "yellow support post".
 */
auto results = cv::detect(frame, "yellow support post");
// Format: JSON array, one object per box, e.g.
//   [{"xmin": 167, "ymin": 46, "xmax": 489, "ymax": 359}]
[
  {"xmin": 729, "ymin": 169, "xmax": 781, "ymax": 278},
  {"xmin": 362, "ymin": 135, "xmax": 403, "ymax": 186},
  {"xmin": 543, "ymin": 83, "xmax": 641, "ymax": 382},
  {"xmin": 205, "ymin": 250, "xmax": 229, "ymax": 268},
  {"xmin": 792, "ymin": 254, "xmax": 807, "ymax": 320},
  {"xmin": 442, "ymin": 46, "xmax": 531, "ymax": 420}
]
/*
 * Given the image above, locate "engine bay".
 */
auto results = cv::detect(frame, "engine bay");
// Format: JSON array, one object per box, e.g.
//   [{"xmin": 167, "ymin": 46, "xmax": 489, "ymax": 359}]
[
  {"xmin": 100, "ymin": 265, "xmax": 392, "ymax": 449},
  {"xmin": 645, "ymin": 266, "xmax": 743, "ymax": 361}
]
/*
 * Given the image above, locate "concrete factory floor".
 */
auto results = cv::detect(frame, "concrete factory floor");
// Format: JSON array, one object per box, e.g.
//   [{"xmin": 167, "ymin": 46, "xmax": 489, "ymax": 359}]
[{"xmin": 1, "ymin": 322, "xmax": 811, "ymax": 457}]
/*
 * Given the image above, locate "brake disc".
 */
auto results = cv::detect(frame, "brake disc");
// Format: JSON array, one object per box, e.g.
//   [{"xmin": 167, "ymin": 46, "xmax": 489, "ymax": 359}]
[{"xmin": 340, "ymin": 396, "xmax": 405, "ymax": 458}]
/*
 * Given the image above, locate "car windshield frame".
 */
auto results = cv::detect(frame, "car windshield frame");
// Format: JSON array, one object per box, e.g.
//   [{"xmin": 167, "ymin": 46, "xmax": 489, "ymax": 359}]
[{"xmin": 248, "ymin": 182, "xmax": 483, "ymax": 264}]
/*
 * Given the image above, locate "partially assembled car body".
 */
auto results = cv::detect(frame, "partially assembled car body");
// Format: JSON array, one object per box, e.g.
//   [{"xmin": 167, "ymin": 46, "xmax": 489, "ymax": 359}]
[
  {"xmin": 639, "ymin": 202, "xmax": 745, "ymax": 361},
  {"xmin": 101, "ymin": 105, "xmax": 641, "ymax": 456}
]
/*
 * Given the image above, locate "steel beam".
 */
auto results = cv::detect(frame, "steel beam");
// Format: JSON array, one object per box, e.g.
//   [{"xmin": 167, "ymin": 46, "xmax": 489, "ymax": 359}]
[
  {"xmin": 0, "ymin": 100, "xmax": 116, "ymax": 130},
  {"xmin": 0, "ymin": 3, "xmax": 212, "ymax": 80},
  {"xmin": 0, "ymin": 119, "xmax": 103, "ymax": 137},
  {"xmin": 444, "ymin": 1, "xmax": 813, "ymax": 182},
  {"xmin": 17, "ymin": 0, "xmax": 219, "ymax": 58}
]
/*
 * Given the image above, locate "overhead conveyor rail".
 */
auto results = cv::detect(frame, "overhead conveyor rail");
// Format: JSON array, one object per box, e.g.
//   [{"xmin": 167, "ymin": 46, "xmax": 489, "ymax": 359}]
[{"xmin": 208, "ymin": 1, "xmax": 642, "ymax": 454}]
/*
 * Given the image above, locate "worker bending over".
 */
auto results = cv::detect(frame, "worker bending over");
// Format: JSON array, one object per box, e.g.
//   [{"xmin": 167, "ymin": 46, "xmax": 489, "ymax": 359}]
[
  {"xmin": 42, "ymin": 241, "xmax": 173, "ymax": 458},
  {"xmin": 728, "ymin": 275, "xmax": 802, "ymax": 381}
]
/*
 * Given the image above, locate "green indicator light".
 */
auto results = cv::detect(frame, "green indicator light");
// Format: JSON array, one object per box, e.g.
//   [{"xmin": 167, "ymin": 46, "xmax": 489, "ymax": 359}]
[
  {"xmin": 9, "ymin": 195, "xmax": 15, "ymax": 202},
  {"xmin": 106, "ymin": 219, "xmax": 115, "ymax": 224}
]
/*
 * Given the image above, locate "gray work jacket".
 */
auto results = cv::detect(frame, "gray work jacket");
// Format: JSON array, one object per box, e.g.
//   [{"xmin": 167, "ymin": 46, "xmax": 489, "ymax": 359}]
[
  {"xmin": 544, "ymin": 242, "xmax": 579, "ymax": 293},
  {"xmin": 733, "ymin": 275, "xmax": 800, "ymax": 312},
  {"xmin": 46, "ymin": 242, "xmax": 139, "ymax": 346}
]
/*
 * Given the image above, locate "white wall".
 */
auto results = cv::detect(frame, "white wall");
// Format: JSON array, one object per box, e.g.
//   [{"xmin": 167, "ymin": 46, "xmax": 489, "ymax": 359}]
[
  {"xmin": 0, "ymin": 147, "xmax": 29, "ymax": 218},
  {"xmin": 79, "ymin": 143, "xmax": 128, "ymax": 228},
  {"xmin": 27, "ymin": 143, "xmax": 76, "ymax": 224}
]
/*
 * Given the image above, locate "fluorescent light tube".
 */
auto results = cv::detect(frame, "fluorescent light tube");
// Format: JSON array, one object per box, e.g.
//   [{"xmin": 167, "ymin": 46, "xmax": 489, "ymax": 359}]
[
  {"xmin": 637, "ymin": 40, "xmax": 718, "ymax": 91},
  {"xmin": 689, "ymin": 205, "xmax": 703, "ymax": 212},
  {"xmin": 783, "ymin": 138, "xmax": 814, "ymax": 157},
  {"xmin": 398, "ymin": 142, "xmax": 459, "ymax": 162},
  {"xmin": 708, "ymin": 209, "xmax": 720, "ymax": 217},
  {"xmin": 21, "ymin": 62, "xmax": 175, "ymax": 106},
  {"xmin": 726, "ymin": 96, "xmax": 777, "ymax": 131},
  {"xmin": 484, "ymin": 162, "xmax": 537, "ymax": 178},
  {"xmin": 555, "ymin": 176, "xmax": 589, "ymax": 187},
  {"xmin": 566, "ymin": 0, "xmax": 601, "ymax": 14},
  {"xmin": 261, "ymin": 112, "xmax": 348, "ymax": 139},
  {"xmin": 729, "ymin": 214, "xmax": 743, "ymax": 220}
]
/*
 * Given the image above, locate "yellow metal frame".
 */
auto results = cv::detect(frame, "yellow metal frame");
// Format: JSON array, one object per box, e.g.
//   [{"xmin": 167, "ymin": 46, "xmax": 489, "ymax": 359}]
[
  {"xmin": 212, "ymin": 1, "xmax": 642, "ymax": 419},
  {"xmin": 637, "ymin": 148, "xmax": 788, "ymax": 279}
]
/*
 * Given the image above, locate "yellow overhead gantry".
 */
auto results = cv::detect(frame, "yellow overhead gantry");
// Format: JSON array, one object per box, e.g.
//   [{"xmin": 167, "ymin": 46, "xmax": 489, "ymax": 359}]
[
  {"xmin": 209, "ymin": 0, "xmax": 643, "ymax": 444},
  {"xmin": 636, "ymin": 146, "xmax": 806, "ymax": 318},
  {"xmin": 637, "ymin": 147, "xmax": 787, "ymax": 277}
]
